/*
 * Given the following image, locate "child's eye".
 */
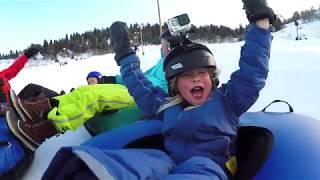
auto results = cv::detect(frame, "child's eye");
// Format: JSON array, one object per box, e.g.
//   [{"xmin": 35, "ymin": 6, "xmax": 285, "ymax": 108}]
[
  {"xmin": 181, "ymin": 72, "xmax": 191, "ymax": 77},
  {"xmin": 198, "ymin": 70, "xmax": 207, "ymax": 75}
]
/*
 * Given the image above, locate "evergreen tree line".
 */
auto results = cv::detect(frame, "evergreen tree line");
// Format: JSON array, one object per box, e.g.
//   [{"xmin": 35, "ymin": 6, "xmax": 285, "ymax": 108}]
[
  {"xmin": 1, "ymin": 7, "xmax": 319, "ymax": 60},
  {"xmin": 284, "ymin": 7, "xmax": 320, "ymax": 24}
]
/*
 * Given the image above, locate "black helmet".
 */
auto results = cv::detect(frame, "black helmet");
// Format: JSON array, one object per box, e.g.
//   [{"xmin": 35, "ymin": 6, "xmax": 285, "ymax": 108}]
[{"xmin": 163, "ymin": 42, "xmax": 216, "ymax": 81}]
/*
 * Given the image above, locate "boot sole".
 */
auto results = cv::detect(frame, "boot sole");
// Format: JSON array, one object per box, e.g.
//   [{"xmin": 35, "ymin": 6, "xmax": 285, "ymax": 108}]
[
  {"xmin": 9, "ymin": 89, "xmax": 30, "ymax": 122},
  {"xmin": 6, "ymin": 109, "xmax": 37, "ymax": 151}
]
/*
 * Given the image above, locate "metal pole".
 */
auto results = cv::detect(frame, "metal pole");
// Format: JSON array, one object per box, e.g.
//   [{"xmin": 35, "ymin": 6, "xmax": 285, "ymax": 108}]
[
  {"xmin": 140, "ymin": 24, "xmax": 144, "ymax": 55},
  {"xmin": 296, "ymin": 25, "xmax": 298, "ymax": 40},
  {"xmin": 157, "ymin": 0, "xmax": 162, "ymax": 34}
]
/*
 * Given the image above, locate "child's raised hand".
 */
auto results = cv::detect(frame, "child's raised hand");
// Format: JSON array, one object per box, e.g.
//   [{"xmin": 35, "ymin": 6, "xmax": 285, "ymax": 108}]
[
  {"xmin": 24, "ymin": 47, "xmax": 39, "ymax": 59},
  {"xmin": 256, "ymin": 18, "xmax": 270, "ymax": 29},
  {"xmin": 242, "ymin": 0, "xmax": 276, "ymax": 24},
  {"xmin": 110, "ymin": 21, "xmax": 135, "ymax": 65}
]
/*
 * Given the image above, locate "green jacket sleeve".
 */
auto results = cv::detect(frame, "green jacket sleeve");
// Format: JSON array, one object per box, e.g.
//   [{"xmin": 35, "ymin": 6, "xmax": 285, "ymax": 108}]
[{"xmin": 48, "ymin": 84, "xmax": 135, "ymax": 132}]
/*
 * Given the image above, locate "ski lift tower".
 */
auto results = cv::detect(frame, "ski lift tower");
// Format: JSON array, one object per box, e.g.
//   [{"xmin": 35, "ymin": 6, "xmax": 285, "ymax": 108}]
[{"xmin": 294, "ymin": 20, "xmax": 299, "ymax": 40}]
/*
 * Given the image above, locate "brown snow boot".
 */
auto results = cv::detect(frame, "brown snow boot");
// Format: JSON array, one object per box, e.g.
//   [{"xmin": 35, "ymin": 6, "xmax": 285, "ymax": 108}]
[
  {"xmin": 16, "ymin": 96, "xmax": 51, "ymax": 122},
  {"xmin": 6, "ymin": 109, "xmax": 59, "ymax": 151}
]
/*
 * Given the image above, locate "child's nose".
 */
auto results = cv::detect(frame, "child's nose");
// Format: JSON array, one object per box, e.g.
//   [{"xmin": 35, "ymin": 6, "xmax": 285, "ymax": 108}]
[{"xmin": 192, "ymin": 73, "xmax": 200, "ymax": 82}]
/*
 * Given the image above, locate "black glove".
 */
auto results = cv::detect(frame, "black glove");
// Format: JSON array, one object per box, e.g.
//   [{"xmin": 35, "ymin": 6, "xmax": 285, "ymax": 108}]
[
  {"xmin": 110, "ymin": 21, "xmax": 135, "ymax": 65},
  {"xmin": 24, "ymin": 47, "xmax": 39, "ymax": 58},
  {"xmin": 99, "ymin": 76, "xmax": 117, "ymax": 84},
  {"xmin": 242, "ymin": 0, "xmax": 276, "ymax": 24},
  {"xmin": 59, "ymin": 90, "xmax": 66, "ymax": 95}
]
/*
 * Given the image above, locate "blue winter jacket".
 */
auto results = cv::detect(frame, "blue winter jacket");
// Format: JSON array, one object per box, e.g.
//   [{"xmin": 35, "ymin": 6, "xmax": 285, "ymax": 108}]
[{"xmin": 119, "ymin": 24, "xmax": 272, "ymax": 169}]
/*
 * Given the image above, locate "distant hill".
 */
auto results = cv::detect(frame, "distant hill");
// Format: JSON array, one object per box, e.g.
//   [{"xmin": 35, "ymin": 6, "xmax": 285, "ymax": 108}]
[
  {"xmin": 273, "ymin": 8, "xmax": 320, "ymax": 40},
  {"xmin": 273, "ymin": 19, "xmax": 320, "ymax": 40}
]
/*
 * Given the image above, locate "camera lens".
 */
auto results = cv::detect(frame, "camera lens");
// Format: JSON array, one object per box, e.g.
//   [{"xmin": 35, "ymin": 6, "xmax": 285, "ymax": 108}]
[{"xmin": 177, "ymin": 14, "xmax": 190, "ymax": 26}]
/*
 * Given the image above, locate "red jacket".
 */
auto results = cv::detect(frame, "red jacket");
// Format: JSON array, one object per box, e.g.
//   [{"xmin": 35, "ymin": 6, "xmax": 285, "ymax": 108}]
[{"xmin": 0, "ymin": 54, "xmax": 28, "ymax": 104}]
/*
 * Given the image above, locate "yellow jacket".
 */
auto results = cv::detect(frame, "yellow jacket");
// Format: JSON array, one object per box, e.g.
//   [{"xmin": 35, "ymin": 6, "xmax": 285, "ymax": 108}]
[{"xmin": 48, "ymin": 84, "xmax": 135, "ymax": 132}]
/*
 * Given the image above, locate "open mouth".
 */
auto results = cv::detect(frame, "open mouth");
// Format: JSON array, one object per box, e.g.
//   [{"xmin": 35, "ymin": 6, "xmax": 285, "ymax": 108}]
[{"xmin": 190, "ymin": 86, "xmax": 204, "ymax": 98}]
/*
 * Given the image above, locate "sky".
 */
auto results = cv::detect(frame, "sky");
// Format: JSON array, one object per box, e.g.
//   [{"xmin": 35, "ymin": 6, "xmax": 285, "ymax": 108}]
[
  {"xmin": 0, "ymin": 0, "xmax": 319, "ymax": 55},
  {"xmin": 0, "ymin": 19, "xmax": 315, "ymax": 179}
]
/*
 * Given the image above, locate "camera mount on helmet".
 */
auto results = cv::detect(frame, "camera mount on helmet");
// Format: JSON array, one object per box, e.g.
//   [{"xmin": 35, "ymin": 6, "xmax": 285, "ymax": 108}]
[{"xmin": 167, "ymin": 13, "xmax": 193, "ymax": 48}]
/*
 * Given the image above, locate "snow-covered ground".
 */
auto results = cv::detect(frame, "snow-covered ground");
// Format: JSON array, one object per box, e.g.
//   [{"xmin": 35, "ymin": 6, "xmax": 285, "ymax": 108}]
[{"xmin": 0, "ymin": 21, "xmax": 317, "ymax": 179}]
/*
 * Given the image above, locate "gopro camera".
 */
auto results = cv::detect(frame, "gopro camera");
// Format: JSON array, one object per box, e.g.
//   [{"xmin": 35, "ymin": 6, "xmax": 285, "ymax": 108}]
[{"xmin": 167, "ymin": 13, "xmax": 191, "ymax": 36}]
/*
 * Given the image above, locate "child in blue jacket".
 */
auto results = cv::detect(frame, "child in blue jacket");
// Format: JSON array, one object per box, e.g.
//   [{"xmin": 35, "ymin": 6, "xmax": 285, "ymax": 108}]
[{"xmin": 43, "ymin": 1, "xmax": 276, "ymax": 179}]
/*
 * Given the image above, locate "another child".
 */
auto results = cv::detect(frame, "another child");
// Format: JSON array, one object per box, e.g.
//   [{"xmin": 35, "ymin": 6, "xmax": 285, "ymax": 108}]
[
  {"xmin": 102, "ymin": 29, "xmax": 179, "ymax": 92},
  {"xmin": 86, "ymin": 71, "xmax": 103, "ymax": 85}
]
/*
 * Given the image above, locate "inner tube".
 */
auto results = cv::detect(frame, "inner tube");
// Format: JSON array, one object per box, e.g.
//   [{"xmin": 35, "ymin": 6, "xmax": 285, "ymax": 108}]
[
  {"xmin": 0, "ymin": 115, "xmax": 34, "ymax": 179},
  {"xmin": 239, "ymin": 100, "xmax": 320, "ymax": 179}
]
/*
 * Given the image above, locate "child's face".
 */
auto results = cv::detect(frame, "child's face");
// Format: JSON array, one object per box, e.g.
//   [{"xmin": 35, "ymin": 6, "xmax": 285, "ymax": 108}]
[
  {"xmin": 87, "ymin": 77, "xmax": 99, "ymax": 85},
  {"xmin": 176, "ymin": 68, "xmax": 212, "ymax": 106},
  {"xmin": 161, "ymin": 39, "xmax": 170, "ymax": 57}
]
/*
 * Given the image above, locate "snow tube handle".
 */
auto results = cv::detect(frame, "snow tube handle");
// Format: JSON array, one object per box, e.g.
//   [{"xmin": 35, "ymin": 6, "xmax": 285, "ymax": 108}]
[{"xmin": 261, "ymin": 100, "xmax": 294, "ymax": 112}]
